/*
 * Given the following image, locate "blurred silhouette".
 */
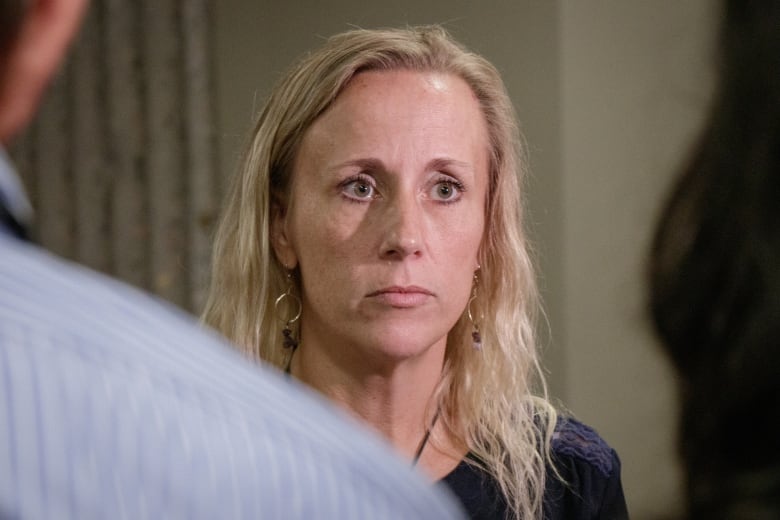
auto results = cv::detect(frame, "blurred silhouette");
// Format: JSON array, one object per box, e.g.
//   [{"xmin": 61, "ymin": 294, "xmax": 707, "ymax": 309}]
[{"xmin": 649, "ymin": 0, "xmax": 780, "ymax": 518}]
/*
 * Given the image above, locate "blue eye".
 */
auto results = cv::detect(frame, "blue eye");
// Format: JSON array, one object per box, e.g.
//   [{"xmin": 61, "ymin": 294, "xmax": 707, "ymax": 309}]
[
  {"xmin": 431, "ymin": 179, "xmax": 463, "ymax": 202},
  {"xmin": 341, "ymin": 176, "xmax": 376, "ymax": 201}
]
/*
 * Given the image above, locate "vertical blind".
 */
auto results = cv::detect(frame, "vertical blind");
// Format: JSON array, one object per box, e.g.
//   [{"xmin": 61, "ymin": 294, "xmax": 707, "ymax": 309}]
[{"xmin": 11, "ymin": 0, "xmax": 219, "ymax": 314}]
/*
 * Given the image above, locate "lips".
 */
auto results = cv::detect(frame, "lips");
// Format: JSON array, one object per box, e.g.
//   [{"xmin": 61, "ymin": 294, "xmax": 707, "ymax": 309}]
[{"xmin": 366, "ymin": 286, "xmax": 434, "ymax": 308}]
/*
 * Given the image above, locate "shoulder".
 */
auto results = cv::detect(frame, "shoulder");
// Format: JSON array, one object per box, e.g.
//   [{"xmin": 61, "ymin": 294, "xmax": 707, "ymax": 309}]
[
  {"xmin": 544, "ymin": 416, "xmax": 629, "ymax": 520},
  {"xmin": 0, "ymin": 235, "xmax": 237, "ymax": 383},
  {"xmin": 551, "ymin": 416, "xmax": 620, "ymax": 478},
  {"xmin": 0, "ymin": 237, "xmax": 461, "ymax": 519},
  {"xmin": 0, "ymin": 233, "xmax": 202, "ymax": 341}
]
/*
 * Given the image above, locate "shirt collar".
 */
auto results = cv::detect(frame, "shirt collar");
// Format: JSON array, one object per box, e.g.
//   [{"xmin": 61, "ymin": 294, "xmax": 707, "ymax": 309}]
[{"xmin": 0, "ymin": 146, "xmax": 34, "ymax": 239}]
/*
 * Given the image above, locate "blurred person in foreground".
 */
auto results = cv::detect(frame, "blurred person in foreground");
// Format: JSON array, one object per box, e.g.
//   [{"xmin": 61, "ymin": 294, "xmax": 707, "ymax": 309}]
[
  {"xmin": 203, "ymin": 25, "xmax": 628, "ymax": 519},
  {"xmin": 649, "ymin": 0, "xmax": 780, "ymax": 518},
  {"xmin": 0, "ymin": 1, "xmax": 464, "ymax": 518}
]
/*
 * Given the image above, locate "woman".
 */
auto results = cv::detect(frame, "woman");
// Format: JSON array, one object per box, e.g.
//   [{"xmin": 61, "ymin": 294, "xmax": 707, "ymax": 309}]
[{"xmin": 204, "ymin": 25, "xmax": 627, "ymax": 519}]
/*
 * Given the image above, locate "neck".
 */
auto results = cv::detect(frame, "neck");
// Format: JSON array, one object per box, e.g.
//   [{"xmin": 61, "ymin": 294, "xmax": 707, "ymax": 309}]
[{"xmin": 289, "ymin": 338, "xmax": 445, "ymax": 460}]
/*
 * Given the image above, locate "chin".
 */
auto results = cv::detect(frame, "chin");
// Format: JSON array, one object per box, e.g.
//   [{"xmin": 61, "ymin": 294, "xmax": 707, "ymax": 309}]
[{"xmin": 356, "ymin": 326, "xmax": 448, "ymax": 365}]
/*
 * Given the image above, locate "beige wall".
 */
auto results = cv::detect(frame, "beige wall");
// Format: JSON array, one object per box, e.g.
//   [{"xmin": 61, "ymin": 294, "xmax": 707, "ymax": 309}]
[
  {"xmin": 214, "ymin": 2, "xmax": 717, "ymax": 517},
  {"xmin": 559, "ymin": 3, "xmax": 716, "ymax": 517}
]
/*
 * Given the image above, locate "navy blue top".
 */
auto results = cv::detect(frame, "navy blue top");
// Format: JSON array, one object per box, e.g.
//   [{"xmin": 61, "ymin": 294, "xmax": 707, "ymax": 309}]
[{"xmin": 442, "ymin": 417, "xmax": 629, "ymax": 519}]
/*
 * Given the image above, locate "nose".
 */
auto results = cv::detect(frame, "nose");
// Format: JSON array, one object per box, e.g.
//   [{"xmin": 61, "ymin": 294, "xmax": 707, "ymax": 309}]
[{"xmin": 379, "ymin": 196, "xmax": 423, "ymax": 260}]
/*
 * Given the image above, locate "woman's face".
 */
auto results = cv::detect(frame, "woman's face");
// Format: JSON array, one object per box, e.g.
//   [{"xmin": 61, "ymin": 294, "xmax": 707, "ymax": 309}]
[{"xmin": 273, "ymin": 69, "xmax": 489, "ymax": 365}]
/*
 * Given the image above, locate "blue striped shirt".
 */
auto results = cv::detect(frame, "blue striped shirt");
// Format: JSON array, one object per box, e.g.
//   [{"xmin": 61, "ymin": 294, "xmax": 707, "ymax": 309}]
[{"xmin": 0, "ymin": 153, "xmax": 463, "ymax": 519}]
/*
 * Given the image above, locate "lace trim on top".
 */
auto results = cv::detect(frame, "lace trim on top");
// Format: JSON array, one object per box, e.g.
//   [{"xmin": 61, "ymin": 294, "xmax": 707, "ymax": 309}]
[{"xmin": 552, "ymin": 417, "xmax": 615, "ymax": 478}]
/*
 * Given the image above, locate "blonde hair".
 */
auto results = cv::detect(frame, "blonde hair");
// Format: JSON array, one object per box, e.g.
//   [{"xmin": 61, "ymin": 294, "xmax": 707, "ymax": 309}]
[{"xmin": 203, "ymin": 25, "xmax": 557, "ymax": 519}]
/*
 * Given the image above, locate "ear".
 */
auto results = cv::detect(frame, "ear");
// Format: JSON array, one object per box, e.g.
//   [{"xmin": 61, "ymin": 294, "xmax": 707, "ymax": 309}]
[
  {"xmin": 270, "ymin": 200, "xmax": 298, "ymax": 270},
  {"xmin": 0, "ymin": 0, "xmax": 89, "ymax": 144}
]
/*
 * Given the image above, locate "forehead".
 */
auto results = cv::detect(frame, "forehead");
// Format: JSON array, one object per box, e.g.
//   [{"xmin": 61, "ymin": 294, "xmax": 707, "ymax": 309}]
[
  {"xmin": 299, "ymin": 69, "xmax": 489, "ymax": 158},
  {"xmin": 334, "ymin": 68, "xmax": 481, "ymax": 122},
  {"xmin": 342, "ymin": 68, "xmax": 478, "ymax": 102}
]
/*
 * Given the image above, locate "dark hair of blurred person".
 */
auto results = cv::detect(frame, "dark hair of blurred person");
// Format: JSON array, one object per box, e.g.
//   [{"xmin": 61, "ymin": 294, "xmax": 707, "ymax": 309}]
[
  {"xmin": 648, "ymin": 0, "xmax": 780, "ymax": 518},
  {"xmin": 0, "ymin": 0, "xmax": 25, "ymax": 57}
]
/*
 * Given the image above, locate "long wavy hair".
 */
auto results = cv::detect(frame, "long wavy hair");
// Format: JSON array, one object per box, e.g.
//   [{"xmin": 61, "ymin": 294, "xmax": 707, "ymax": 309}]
[{"xmin": 203, "ymin": 25, "xmax": 556, "ymax": 519}]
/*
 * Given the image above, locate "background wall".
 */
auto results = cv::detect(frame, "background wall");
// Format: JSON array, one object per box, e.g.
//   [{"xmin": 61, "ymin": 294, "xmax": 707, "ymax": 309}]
[
  {"xmin": 214, "ymin": 1, "xmax": 717, "ymax": 518},
  {"xmin": 559, "ymin": 4, "xmax": 716, "ymax": 517}
]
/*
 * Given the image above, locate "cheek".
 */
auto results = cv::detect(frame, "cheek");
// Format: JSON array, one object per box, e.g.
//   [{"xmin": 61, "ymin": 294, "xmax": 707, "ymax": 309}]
[
  {"xmin": 440, "ymin": 211, "xmax": 484, "ymax": 264},
  {"xmin": 290, "ymin": 199, "xmax": 366, "ymax": 275}
]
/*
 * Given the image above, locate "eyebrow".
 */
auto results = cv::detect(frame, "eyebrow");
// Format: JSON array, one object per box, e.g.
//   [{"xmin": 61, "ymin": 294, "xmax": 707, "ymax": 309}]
[
  {"xmin": 427, "ymin": 157, "xmax": 473, "ymax": 172},
  {"xmin": 330, "ymin": 158, "xmax": 384, "ymax": 172},
  {"xmin": 329, "ymin": 157, "xmax": 473, "ymax": 173}
]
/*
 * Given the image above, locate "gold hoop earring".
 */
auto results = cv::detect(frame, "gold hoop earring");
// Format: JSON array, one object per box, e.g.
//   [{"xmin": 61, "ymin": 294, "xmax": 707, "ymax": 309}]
[
  {"xmin": 467, "ymin": 269, "xmax": 482, "ymax": 350},
  {"xmin": 274, "ymin": 271, "xmax": 301, "ymax": 350}
]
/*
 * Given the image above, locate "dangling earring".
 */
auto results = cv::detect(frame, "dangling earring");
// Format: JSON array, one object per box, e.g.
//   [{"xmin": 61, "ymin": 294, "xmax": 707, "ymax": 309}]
[
  {"xmin": 274, "ymin": 270, "xmax": 301, "ymax": 350},
  {"xmin": 468, "ymin": 268, "xmax": 482, "ymax": 350}
]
